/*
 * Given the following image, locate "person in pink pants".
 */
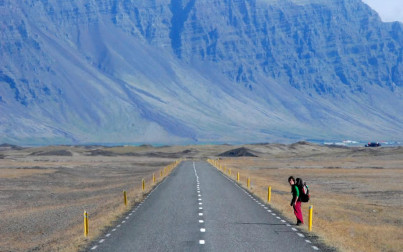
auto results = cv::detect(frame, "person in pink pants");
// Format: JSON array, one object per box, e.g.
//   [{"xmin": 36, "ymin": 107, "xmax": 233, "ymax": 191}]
[{"xmin": 288, "ymin": 176, "xmax": 304, "ymax": 225}]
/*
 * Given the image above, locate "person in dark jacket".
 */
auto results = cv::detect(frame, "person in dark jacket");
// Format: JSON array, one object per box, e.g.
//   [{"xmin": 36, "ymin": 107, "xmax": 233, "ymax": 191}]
[{"xmin": 288, "ymin": 176, "xmax": 304, "ymax": 225}]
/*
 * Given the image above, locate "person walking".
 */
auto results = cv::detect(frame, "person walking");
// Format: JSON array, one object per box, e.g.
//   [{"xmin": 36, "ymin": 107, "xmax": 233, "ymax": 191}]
[{"xmin": 288, "ymin": 176, "xmax": 304, "ymax": 225}]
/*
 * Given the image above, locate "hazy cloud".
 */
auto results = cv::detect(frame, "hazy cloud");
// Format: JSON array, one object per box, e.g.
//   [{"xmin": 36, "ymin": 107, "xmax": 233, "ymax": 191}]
[{"xmin": 362, "ymin": 0, "xmax": 403, "ymax": 22}]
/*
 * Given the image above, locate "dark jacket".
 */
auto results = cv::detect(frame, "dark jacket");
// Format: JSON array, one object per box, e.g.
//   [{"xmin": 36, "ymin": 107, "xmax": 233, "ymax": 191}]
[{"xmin": 290, "ymin": 185, "xmax": 300, "ymax": 205}]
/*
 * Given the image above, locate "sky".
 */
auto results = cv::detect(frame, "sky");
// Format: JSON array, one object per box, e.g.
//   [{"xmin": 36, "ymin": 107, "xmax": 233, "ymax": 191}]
[{"xmin": 362, "ymin": 0, "xmax": 403, "ymax": 22}]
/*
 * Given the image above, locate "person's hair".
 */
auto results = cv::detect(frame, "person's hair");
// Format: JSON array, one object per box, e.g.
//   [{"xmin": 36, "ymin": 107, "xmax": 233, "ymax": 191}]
[{"xmin": 288, "ymin": 176, "xmax": 295, "ymax": 182}]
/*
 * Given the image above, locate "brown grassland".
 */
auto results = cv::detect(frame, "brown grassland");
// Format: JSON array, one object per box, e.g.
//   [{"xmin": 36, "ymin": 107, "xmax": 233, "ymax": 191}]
[
  {"xmin": 0, "ymin": 145, "xmax": 179, "ymax": 251},
  {"xmin": 217, "ymin": 143, "xmax": 403, "ymax": 252},
  {"xmin": 0, "ymin": 142, "xmax": 402, "ymax": 251}
]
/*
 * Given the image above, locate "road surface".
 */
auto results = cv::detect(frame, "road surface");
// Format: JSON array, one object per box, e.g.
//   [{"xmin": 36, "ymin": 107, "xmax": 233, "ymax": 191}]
[{"xmin": 89, "ymin": 161, "xmax": 323, "ymax": 251}]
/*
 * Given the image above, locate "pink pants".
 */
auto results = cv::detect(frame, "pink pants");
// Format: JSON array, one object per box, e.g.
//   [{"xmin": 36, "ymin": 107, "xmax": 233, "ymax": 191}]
[{"xmin": 293, "ymin": 201, "xmax": 304, "ymax": 223}]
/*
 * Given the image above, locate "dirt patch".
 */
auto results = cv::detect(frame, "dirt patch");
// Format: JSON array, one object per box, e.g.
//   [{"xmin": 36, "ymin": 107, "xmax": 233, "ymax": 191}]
[
  {"xmin": 0, "ymin": 168, "xmax": 56, "ymax": 179},
  {"xmin": 87, "ymin": 149, "xmax": 118, "ymax": 156},
  {"xmin": 0, "ymin": 143, "xmax": 24, "ymax": 151},
  {"xmin": 30, "ymin": 150, "xmax": 73, "ymax": 156},
  {"xmin": 218, "ymin": 147, "xmax": 258, "ymax": 157}
]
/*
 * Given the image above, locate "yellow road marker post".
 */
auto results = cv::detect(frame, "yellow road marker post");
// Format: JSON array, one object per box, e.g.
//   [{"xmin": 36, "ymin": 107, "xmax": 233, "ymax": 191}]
[
  {"xmin": 123, "ymin": 191, "xmax": 127, "ymax": 206},
  {"xmin": 309, "ymin": 205, "xmax": 313, "ymax": 231},
  {"xmin": 267, "ymin": 186, "xmax": 271, "ymax": 203},
  {"xmin": 237, "ymin": 172, "xmax": 240, "ymax": 182},
  {"xmin": 142, "ymin": 179, "xmax": 145, "ymax": 191},
  {"xmin": 153, "ymin": 173, "xmax": 155, "ymax": 184},
  {"xmin": 247, "ymin": 177, "xmax": 250, "ymax": 189},
  {"xmin": 83, "ymin": 211, "xmax": 89, "ymax": 237}
]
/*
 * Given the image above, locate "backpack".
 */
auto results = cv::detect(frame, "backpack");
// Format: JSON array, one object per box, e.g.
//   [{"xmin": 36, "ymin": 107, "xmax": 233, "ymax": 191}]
[{"xmin": 295, "ymin": 178, "xmax": 310, "ymax": 202}]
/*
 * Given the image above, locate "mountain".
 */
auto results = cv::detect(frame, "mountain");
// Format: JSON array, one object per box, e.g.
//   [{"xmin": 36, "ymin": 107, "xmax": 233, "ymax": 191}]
[{"xmin": 0, "ymin": 0, "xmax": 402, "ymax": 145}]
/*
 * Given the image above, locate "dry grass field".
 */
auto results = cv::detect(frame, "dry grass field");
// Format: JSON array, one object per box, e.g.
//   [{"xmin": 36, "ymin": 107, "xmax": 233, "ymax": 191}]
[
  {"xmin": 216, "ymin": 143, "xmax": 403, "ymax": 252},
  {"xmin": 0, "ymin": 142, "xmax": 402, "ymax": 251},
  {"xmin": 0, "ymin": 145, "xmax": 179, "ymax": 251}
]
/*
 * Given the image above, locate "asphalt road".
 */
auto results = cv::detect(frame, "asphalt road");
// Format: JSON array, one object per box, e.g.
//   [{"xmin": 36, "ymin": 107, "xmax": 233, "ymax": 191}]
[{"xmin": 89, "ymin": 161, "xmax": 322, "ymax": 251}]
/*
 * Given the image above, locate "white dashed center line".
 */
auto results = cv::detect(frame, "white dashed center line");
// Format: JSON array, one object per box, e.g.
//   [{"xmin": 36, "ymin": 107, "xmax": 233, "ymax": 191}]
[{"xmin": 194, "ymin": 162, "xmax": 206, "ymax": 246}]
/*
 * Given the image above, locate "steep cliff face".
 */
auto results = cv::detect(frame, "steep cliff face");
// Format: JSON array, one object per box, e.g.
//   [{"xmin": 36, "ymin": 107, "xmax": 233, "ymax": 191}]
[
  {"xmin": 172, "ymin": 0, "xmax": 403, "ymax": 92},
  {"xmin": 0, "ymin": 0, "xmax": 402, "ymax": 144}
]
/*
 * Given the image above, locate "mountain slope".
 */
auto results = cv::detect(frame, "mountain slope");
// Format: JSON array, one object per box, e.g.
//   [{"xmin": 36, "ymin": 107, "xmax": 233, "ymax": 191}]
[{"xmin": 0, "ymin": 0, "xmax": 402, "ymax": 144}]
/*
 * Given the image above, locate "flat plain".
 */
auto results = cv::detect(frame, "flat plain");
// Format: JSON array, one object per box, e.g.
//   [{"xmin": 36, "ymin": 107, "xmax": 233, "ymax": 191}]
[{"xmin": 0, "ymin": 142, "xmax": 401, "ymax": 251}]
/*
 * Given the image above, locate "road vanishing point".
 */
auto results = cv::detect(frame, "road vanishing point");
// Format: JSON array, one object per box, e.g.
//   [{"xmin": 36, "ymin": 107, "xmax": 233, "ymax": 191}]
[{"xmin": 89, "ymin": 161, "xmax": 323, "ymax": 251}]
